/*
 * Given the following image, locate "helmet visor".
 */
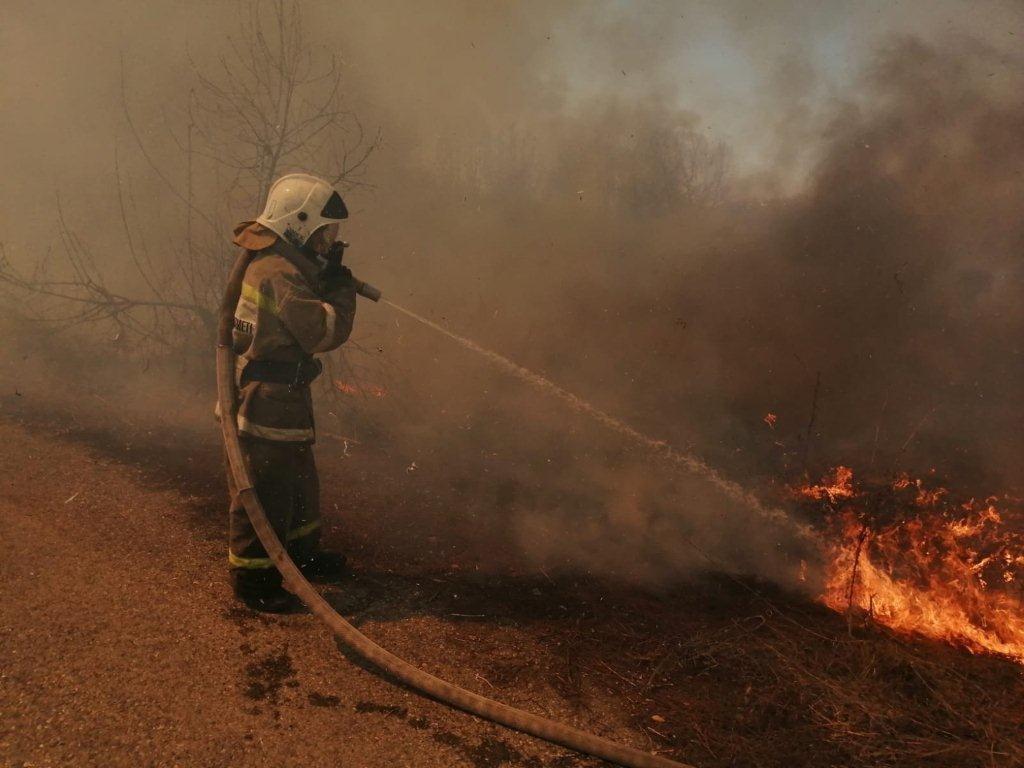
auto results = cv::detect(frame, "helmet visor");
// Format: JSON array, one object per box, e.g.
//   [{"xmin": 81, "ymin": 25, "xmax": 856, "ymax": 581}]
[{"xmin": 321, "ymin": 191, "xmax": 349, "ymax": 220}]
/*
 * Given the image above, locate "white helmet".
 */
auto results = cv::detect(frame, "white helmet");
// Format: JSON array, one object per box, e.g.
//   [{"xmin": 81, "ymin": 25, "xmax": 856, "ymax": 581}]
[{"xmin": 256, "ymin": 173, "xmax": 348, "ymax": 248}]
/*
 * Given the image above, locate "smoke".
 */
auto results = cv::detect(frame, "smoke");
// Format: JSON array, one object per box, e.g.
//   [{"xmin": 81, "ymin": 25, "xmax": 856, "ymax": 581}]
[
  {"xmin": 346, "ymin": 30, "xmax": 1024, "ymax": 586},
  {"xmin": 2, "ymin": 2, "xmax": 1022, "ymax": 590}
]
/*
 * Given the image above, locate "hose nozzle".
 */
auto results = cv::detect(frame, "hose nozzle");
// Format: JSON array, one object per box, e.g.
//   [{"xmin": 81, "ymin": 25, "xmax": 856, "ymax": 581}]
[
  {"xmin": 353, "ymin": 279, "xmax": 381, "ymax": 302},
  {"xmin": 328, "ymin": 241, "xmax": 380, "ymax": 301}
]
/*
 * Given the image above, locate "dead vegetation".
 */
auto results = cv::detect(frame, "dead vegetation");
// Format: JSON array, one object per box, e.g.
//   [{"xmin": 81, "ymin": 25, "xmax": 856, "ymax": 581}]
[
  {"xmin": 513, "ymin": 576, "xmax": 1024, "ymax": 768},
  {"xmin": 0, "ymin": 0, "xmax": 377, "ymax": 365}
]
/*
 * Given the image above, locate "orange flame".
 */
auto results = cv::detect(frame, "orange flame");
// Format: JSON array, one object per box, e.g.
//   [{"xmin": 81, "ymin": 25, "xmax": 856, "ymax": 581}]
[
  {"xmin": 797, "ymin": 467, "xmax": 1024, "ymax": 663},
  {"xmin": 333, "ymin": 380, "xmax": 387, "ymax": 398},
  {"xmin": 798, "ymin": 465, "xmax": 855, "ymax": 504}
]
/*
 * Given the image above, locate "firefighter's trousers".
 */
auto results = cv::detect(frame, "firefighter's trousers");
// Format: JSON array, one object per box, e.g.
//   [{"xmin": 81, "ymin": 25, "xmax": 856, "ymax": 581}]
[{"xmin": 228, "ymin": 438, "xmax": 321, "ymax": 572}]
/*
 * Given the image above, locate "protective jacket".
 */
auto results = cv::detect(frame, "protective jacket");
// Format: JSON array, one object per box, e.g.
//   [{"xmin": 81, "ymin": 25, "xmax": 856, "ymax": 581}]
[{"xmin": 229, "ymin": 221, "xmax": 357, "ymax": 442}]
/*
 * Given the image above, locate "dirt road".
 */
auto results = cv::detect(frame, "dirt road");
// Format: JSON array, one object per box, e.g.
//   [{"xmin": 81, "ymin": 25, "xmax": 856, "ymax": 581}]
[{"xmin": 0, "ymin": 418, "xmax": 606, "ymax": 767}]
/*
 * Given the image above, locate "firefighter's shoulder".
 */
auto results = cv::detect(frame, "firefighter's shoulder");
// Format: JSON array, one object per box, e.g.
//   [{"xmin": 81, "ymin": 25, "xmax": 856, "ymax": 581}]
[{"xmin": 246, "ymin": 249, "xmax": 308, "ymax": 286}]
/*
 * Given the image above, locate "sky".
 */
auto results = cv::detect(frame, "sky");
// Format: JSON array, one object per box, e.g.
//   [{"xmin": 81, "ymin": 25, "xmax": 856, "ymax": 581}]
[{"xmin": 551, "ymin": 1, "xmax": 1022, "ymax": 178}]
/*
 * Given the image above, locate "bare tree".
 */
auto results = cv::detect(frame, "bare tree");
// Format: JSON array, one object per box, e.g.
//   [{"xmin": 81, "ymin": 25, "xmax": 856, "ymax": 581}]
[
  {"xmin": 182, "ymin": 0, "xmax": 377, "ymax": 208},
  {"xmin": 0, "ymin": 0, "xmax": 378, "ymax": 365},
  {"xmin": 605, "ymin": 112, "xmax": 730, "ymax": 215}
]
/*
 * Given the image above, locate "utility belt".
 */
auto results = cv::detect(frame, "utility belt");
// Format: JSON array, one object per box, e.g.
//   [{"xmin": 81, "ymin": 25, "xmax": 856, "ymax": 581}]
[{"xmin": 240, "ymin": 357, "xmax": 323, "ymax": 388}]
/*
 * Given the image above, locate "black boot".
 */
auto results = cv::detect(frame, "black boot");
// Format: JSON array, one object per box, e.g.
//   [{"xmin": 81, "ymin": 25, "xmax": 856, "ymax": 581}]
[
  {"xmin": 296, "ymin": 550, "xmax": 348, "ymax": 583},
  {"xmin": 232, "ymin": 568, "xmax": 303, "ymax": 614}
]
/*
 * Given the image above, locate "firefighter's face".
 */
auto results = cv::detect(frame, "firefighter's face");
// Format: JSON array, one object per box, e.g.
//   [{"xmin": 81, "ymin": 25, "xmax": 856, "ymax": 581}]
[{"xmin": 309, "ymin": 223, "xmax": 339, "ymax": 255}]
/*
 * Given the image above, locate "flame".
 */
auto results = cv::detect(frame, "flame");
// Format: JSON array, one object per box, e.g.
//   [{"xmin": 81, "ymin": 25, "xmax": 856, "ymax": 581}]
[
  {"xmin": 798, "ymin": 465, "xmax": 855, "ymax": 504},
  {"xmin": 797, "ymin": 467, "xmax": 1024, "ymax": 663},
  {"xmin": 333, "ymin": 380, "xmax": 387, "ymax": 398}
]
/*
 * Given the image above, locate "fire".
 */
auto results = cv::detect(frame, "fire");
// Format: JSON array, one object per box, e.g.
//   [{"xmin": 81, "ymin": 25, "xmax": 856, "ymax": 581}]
[
  {"xmin": 796, "ymin": 467, "xmax": 1024, "ymax": 663},
  {"xmin": 798, "ymin": 465, "xmax": 855, "ymax": 504},
  {"xmin": 333, "ymin": 379, "xmax": 387, "ymax": 398}
]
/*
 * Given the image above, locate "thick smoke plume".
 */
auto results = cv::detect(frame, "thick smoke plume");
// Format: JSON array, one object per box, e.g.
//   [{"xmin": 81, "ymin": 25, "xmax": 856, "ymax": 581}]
[{"xmin": 351, "ymin": 34, "xmax": 1024, "ymax": 587}]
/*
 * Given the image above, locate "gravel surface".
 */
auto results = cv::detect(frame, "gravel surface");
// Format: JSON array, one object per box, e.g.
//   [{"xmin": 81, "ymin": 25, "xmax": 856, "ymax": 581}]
[{"xmin": 0, "ymin": 420, "xmax": 602, "ymax": 768}]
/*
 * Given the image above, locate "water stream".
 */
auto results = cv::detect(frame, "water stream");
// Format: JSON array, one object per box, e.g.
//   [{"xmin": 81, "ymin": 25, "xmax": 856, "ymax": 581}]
[{"xmin": 384, "ymin": 298, "xmax": 814, "ymax": 543}]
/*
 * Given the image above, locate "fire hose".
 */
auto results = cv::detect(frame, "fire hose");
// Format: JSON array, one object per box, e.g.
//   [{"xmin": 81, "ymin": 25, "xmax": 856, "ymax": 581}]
[{"xmin": 216, "ymin": 249, "xmax": 693, "ymax": 768}]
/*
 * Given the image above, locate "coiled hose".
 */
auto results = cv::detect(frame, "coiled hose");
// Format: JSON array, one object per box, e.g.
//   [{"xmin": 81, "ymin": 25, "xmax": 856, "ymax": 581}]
[{"xmin": 216, "ymin": 249, "xmax": 694, "ymax": 768}]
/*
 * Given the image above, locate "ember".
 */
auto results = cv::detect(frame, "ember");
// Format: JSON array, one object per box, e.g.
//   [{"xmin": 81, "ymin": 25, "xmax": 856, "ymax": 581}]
[
  {"xmin": 333, "ymin": 380, "xmax": 387, "ymax": 398},
  {"xmin": 795, "ymin": 467, "xmax": 1024, "ymax": 663}
]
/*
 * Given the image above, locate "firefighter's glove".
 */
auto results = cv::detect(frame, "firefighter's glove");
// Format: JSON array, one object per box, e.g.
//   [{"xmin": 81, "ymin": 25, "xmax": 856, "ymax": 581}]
[
  {"xmin": 318, "ymin": 263, "xmax": 354, "ymax": 296},
  {"xmin": 315, "ymin": 262, "xmax": 352, "ymax": 290},
  {"xmin": 318, "ymin": 240, "xmax": 354, "ymax": 296}
]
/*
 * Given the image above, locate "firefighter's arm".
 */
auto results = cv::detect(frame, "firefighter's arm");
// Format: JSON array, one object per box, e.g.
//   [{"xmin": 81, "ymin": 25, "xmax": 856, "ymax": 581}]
[{"xmin": 274, "ymin": 271, "xmax": 357, "ymax": 354}]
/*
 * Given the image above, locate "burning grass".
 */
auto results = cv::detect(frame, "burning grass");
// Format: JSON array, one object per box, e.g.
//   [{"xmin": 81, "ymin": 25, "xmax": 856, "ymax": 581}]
[
  {"xmin": 794, "ymin": 466, "xmax": 1024, "ymax": 664},
  {"xmin": 333, "ymin": 379, "xmax": 388, "ymax": 399}
]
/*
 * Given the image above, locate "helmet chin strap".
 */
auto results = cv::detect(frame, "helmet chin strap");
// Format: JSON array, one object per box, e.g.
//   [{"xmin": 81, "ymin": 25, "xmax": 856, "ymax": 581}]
[
  {"xmin": 296, "ymin": 230, "xmax": 331, "ymax": 266},
  {"xmin": 302, "ymin": 223, "xmax": 338, "ymax": 265}
]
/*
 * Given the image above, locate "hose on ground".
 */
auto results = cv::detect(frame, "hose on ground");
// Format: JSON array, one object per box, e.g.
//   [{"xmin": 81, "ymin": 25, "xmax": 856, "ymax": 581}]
[{"xmin": 216, "ymin": 249, "xmax": 694, "ymax": 768}]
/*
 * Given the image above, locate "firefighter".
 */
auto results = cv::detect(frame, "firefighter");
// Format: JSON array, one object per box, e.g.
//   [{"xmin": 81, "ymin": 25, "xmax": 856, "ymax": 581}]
[{"xmin": 226, "ymin": 173, "xmax": 357, "ymax": 612}]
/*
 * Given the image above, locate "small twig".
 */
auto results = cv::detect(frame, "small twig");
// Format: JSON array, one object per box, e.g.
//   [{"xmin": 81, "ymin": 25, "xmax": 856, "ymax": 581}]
[
  {"xmin": 474, "ymin": 673, "xmax": 495, "ymax": 689},
  {"xmin": 868, "ymin": 391, "xmax": 890, "ymax": 470},
  {"xmin": 846, "ymin": 523, "xmax": 870, "ymax": 634},
  {"xmin": 800, "ymin": 370, "xmax": 821, "ymax": 473},
  {"xmin": 595, "ymin": 659, "xmax": 637, "ymax": 688},
  {"xmin": 899, "ymin": 406, "xmax": 939, "ymax": 454}
]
